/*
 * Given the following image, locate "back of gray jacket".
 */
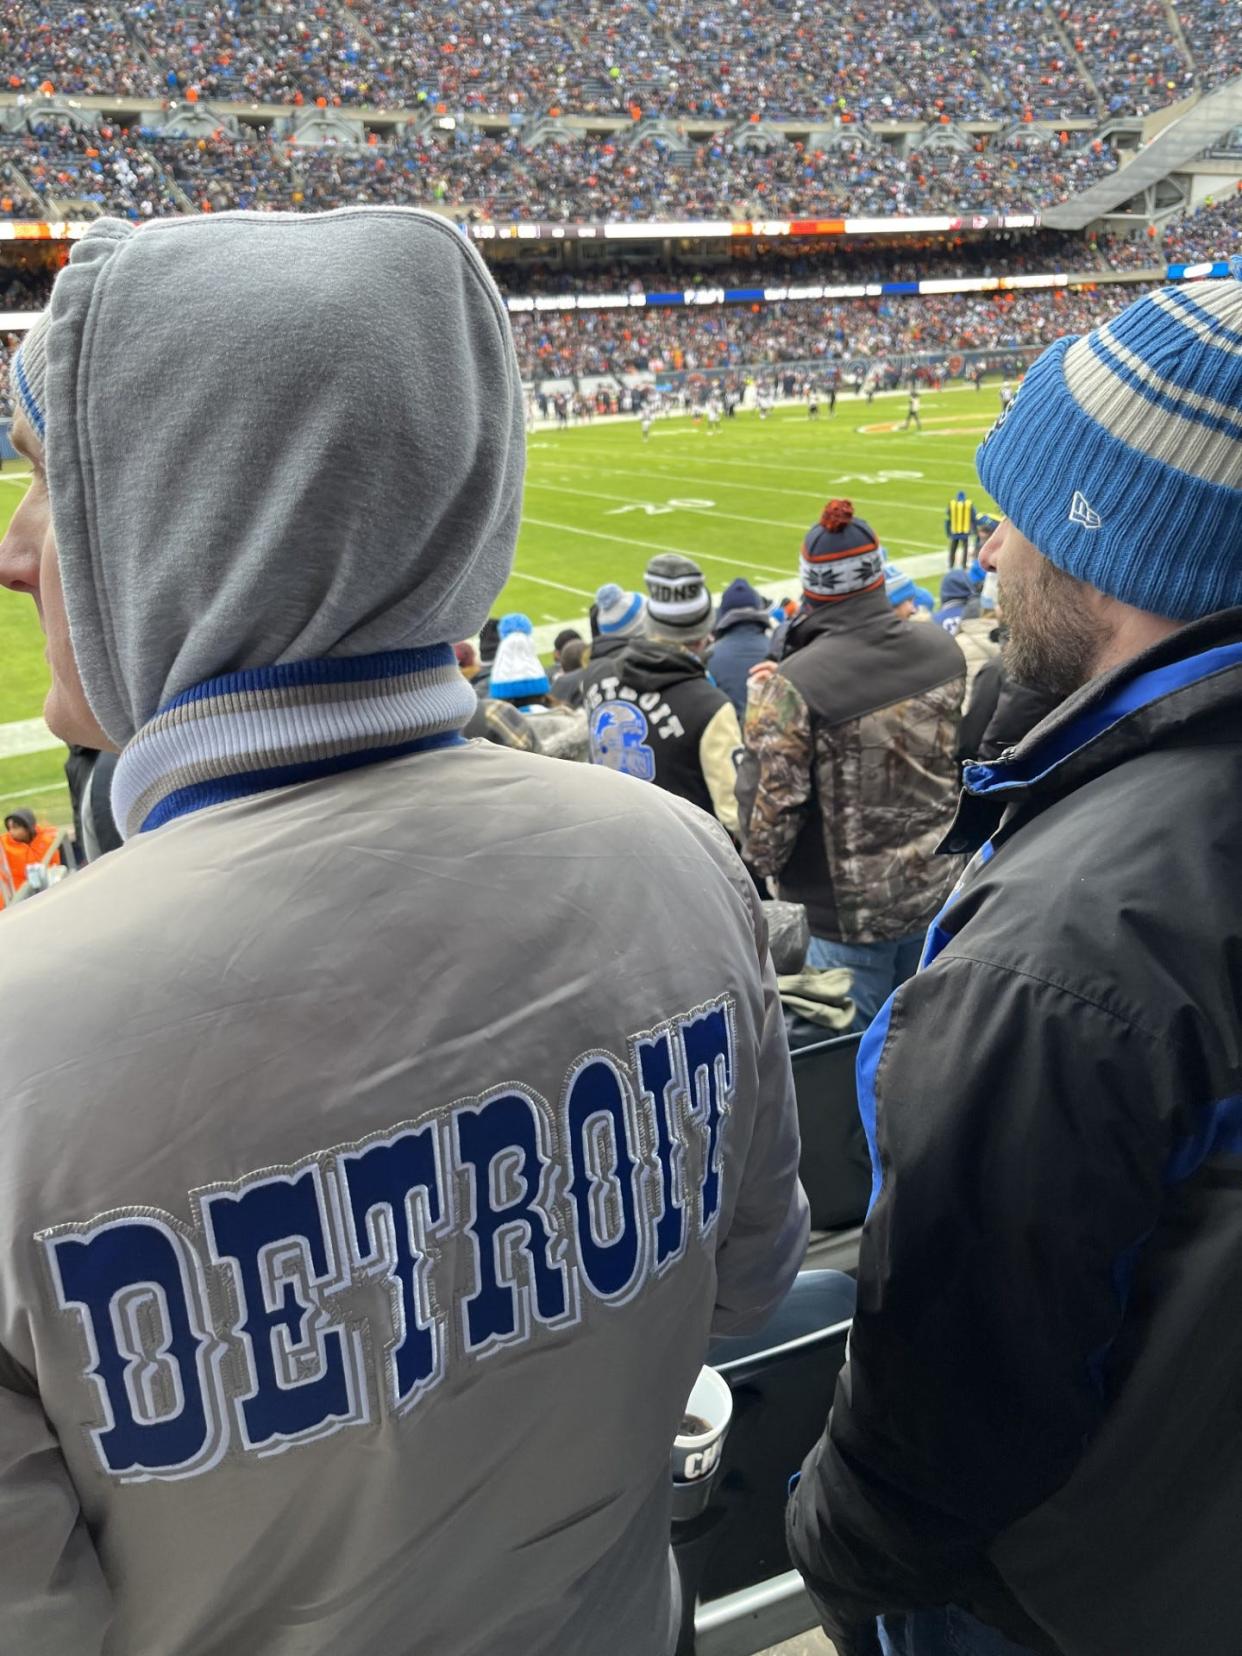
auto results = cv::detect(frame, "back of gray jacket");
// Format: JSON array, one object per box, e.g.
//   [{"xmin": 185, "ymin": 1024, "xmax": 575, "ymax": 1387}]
[{"xmin": 0, "ymin": 744, "xmax": 808, "ymax": 1656}]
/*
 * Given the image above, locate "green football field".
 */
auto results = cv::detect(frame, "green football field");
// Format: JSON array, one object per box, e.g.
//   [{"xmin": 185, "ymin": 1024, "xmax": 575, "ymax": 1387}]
[{"xmin": 0, "ymin": 384, "xmax": 1001, "ymax": 825}]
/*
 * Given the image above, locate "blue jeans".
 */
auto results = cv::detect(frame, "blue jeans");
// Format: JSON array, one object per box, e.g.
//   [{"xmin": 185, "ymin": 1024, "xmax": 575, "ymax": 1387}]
[
  {"xmin": 805, "ymin": 933, "xmax": 925, "ymax": 1028},
  {"xmin": 879, "ymin": 1606, "xmax": 1038, "ymax": 1656}
]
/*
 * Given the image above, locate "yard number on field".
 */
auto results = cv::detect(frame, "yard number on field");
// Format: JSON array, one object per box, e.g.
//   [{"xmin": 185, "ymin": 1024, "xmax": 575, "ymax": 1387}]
[{"xmin": 604, "ymin": 498, "xmax": 717, "ymax": 516}]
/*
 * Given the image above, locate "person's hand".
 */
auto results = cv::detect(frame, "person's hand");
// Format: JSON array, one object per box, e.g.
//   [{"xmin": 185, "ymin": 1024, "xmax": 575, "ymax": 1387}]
[{"xmin": 747, "ymin": 660, "xmax": 778, "ymax": 694}]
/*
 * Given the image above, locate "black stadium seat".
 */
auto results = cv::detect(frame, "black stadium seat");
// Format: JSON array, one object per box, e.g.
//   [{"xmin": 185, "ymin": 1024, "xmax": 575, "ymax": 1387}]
[
  {"xmin": 671, "ymin": 1270, "xmax": 857, "ymax": 1656},
  {"xmin": 791, "ymin": 1032, "xmax": 872, "ymax": 1232}
]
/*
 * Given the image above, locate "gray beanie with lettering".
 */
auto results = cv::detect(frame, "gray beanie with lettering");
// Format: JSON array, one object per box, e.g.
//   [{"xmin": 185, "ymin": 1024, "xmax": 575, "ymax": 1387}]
[{"xmin": 38, "ymin": 209, "xmax": 525, "ymax": 745}]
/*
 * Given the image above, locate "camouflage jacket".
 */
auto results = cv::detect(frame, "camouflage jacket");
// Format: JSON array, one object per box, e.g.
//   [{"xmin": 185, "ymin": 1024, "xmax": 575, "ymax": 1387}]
[{"xmin": 738, "ymin": 591, "xmax": 966, "ymax": 942}]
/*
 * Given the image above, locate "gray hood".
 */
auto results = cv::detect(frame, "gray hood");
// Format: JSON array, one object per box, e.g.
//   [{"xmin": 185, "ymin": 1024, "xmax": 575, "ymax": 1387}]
[{"xmin": 43, "ymin": 209, "xmax": 524, "ymax": 745}]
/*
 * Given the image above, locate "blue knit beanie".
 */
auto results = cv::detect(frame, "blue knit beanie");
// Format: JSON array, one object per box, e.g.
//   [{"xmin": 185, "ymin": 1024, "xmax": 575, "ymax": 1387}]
[
  {"xmin": 977, "ymin": 262, "xmax": 1242, "ymax": 621},
  {"xmin": 883, "ymin": 560, "xmax": 918, "ymax": 608}
]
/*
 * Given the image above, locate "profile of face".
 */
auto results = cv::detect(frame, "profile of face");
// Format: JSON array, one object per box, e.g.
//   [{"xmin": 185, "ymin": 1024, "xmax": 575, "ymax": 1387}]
[
  {"xmin": 893, "ymin": 598, "xmax": 916, "ymax": 621},
  {"xmin": 0, "ymin": 413, "xmax": 113, "ymax": 750},
  {"xmin": 4, "ymin": 815, "xmax": 34, "ymax": 844},
  {"xmin": 978, "ymin": 517, "xmax": 1107, "ymax": 700}
]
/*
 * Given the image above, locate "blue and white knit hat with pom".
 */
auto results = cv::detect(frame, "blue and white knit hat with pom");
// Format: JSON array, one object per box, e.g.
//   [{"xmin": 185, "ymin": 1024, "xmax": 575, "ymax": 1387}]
[
  {"xmin": 488, "ymin": 613, "xmax": 550, "ymax": 704},
  {"xmin": 977, "ymin": 258, "xmax": 1242, "ymax": 621},
  {"xmin": 595, "ymin": 582, "xmax": 646, "ymax": 637}
]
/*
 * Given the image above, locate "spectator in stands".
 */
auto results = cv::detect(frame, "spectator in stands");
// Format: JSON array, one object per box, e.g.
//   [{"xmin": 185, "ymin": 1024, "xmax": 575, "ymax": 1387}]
[
  {"xmin": 582, "ymin": 555, "xmax": 743, "ymax": 835},
  {"xmin": 590, "ymin": 580, "xmax": 647, "ymax": 664},
  {"xmin": 551, "ymin": 627, "xmax": 582, "ymax": 672},
  {"xmin": 0, "ymin": 208, "xmax": 808, "ymax": 1653},
  {"xmin": 487, "ymin": 612, "xmax": 588, "ymax": 759},
  {"xmin": 882, "ymin": 560, "xmax": 931, "ymax": 620},
  {"xmin": 708, "ymin": 578, "xmax": 773, "ymax": 717},
  {"xmin": 2, "ymin": 806, "xmax": 60, "ymax": 894},
  {"xmin": 63, "ymin": 745, "xmax": 122, "ymax": 863},
  {"xmin": 549, "ymin": 635, "xmax": 590, "ymax": 709},
  {"xmin": 739, "ymin": 501, "xmax": 965, "ymax": 1026},
  {"xmin": 932, "ymin": 567, "xmax": 979, "ymax": 633},
  {"xmin": 471, "ymin": 613, "xmax": 501, "ymax": 697},
  {"xmin": 955, "ymin": 611, "xmax": 1059, "ymax": 761},
  {"xmin": 789, "ymin": 273, "xmax": 1242, "ymax": 1656}
]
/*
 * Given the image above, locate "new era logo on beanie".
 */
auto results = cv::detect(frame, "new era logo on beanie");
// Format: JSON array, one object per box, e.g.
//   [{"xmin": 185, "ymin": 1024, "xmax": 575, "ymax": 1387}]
[
  {"xmin": 801, "ymin": 501, "xmax": 885, "ymax": 604},
  {"xmin": 977, "ymin": 260, "xmax": 1242, "ymax": 621},
  {"xmin": 596, "ymin": 582, "xmax": 646, "ymax": 638},
  {"xmin": 644, "ymin": 554, "xmax": 713, "ymax": 641}
]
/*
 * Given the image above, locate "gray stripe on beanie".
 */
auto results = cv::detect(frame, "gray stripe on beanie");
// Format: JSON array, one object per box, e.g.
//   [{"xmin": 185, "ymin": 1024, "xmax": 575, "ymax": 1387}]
[{"xmin": 976, "ymin": 271, "xmax": 1242, "ymax": 622}]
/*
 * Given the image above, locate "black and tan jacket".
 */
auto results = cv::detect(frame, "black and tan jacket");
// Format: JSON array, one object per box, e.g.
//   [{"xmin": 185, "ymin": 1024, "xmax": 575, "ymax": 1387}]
[
  {"xmin": 737, "ymin": 589, "xmax": 965, "ymax": 941},
  {"xmin": 581, "ymin": 639, "xmax": 743, "ymax": 834}
]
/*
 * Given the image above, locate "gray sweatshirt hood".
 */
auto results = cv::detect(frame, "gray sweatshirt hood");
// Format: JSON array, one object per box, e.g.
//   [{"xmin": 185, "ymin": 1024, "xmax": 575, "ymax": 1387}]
[{"xmin": 42, "ymin": 209, "xmax": 525, "ymax": 745}]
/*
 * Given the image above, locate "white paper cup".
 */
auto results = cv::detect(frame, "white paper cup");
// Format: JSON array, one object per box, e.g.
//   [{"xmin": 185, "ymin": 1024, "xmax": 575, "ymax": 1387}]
[{"xmin": 671, "ymin": 1366, "xmax": 733, "ymax": 1522}]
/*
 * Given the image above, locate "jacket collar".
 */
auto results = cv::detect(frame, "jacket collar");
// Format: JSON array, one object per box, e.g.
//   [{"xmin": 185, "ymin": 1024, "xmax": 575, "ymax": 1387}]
[
  {"xmin": 111, "ymin": 645, "xmax": 474, "ymax": 840},
  {"xmin": 783, "ymin": 585, "xmax": 893, "ymax": 653},
  {"xmin": 943, "ymin": 607, "xmax": 1242, "ymax": 854},
  {"xmin": 714, "ymin": 606, "xmax": 771, "ymax": 636}
]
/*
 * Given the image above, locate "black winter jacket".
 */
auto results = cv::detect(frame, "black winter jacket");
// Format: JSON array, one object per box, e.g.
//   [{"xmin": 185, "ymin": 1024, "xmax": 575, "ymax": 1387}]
[
  {"xmin": 958, "ymin": 631, "xmax": 1062, "ymax": 761},
  {"xmin": 580, "ymin": 639, "xmax": 743, "ymax": 832},
  {"xmin": 788, "ymin": 609, "xmax": 1242, "ymax": 1656}
]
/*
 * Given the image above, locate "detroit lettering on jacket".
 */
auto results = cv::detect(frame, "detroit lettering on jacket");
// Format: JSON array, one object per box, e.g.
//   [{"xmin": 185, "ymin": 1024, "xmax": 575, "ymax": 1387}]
[{"xmin": 37, "ymin": 998, "xmax": 736, "ymax": 1483}]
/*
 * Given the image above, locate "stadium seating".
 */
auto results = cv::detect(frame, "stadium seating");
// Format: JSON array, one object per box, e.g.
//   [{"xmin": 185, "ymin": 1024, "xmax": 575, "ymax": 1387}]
[
  {"xmin": 791, "ymin": 1033, "xmax": 872, "ymax": 1233},
  {"xmin": 0, "ymin": 119, "xmax": 1121, "ymax": 223},
  {"xmin": 3, "ymin": 0, "xmax": 1234, "ymax": 120}
]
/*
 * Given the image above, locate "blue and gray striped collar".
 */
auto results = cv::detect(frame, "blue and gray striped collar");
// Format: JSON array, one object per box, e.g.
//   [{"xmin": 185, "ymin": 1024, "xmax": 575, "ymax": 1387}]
[{"xmin": 111, "ymin": 645, "xmax": 474, "ymax": 839}]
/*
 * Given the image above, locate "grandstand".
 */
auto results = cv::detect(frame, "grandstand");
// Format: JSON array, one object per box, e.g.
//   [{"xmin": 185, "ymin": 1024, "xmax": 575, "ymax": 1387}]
[{"xmin": 0, "ymin": 0, "xmax": 1238, "ymax": 402}]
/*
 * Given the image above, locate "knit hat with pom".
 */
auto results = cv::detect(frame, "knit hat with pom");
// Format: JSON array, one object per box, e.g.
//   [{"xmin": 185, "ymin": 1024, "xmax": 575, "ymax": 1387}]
[
  {"xmin": 800, "ymin": 500, "xmax": 885, "ymax": 605},
  {"xmin": 488, "ymin": 613, "xmax": 550, "ymax": 704},
  {"xmin": 595, "ymin": 582, "xmax": 646, "ymax": 637}
]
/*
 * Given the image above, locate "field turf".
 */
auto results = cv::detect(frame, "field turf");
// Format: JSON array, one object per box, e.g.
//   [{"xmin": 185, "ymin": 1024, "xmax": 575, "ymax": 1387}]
[{"xmin": 0, "ymin": 384, "xmax": 1002, "ymax": 825}]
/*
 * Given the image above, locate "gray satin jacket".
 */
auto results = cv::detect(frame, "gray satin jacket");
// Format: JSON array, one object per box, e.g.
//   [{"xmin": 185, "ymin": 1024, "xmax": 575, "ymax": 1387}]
[{"xmin": 0, "ymin": 744, "xmax": 808, "ymax": 1656}]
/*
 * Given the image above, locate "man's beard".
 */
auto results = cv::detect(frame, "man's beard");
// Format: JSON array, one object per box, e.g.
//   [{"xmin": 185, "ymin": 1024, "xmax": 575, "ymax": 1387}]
[{"xmin": 1000, "ymin": 556, "xmax": 1108, "ymax": 700}]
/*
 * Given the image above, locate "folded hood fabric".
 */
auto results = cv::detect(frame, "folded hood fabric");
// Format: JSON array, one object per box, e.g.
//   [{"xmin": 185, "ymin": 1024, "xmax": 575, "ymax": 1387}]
[{"xmin": 42, "ymin": 207, "xmax": 525, "ymax": 745}]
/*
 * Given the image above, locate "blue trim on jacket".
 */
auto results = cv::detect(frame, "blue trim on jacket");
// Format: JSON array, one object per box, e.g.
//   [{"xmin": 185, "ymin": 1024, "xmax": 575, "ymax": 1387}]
[
  {"xmin": 163, "ymin": 646, "xmax": 455, "ymax": 710},
  {"xmin": 141, "ymin": 730, "xmax": 465, "ymax": 832},
  {"xmin": 963, "ymin": 640, "xmax": 1242, "ymax": 796}
]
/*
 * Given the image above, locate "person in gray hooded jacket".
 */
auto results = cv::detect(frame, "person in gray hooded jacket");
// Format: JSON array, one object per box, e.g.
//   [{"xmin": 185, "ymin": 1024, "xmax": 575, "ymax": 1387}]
[{"xmin": 0, "ymin": 211, "xmax": 809, "ymax": 1656}]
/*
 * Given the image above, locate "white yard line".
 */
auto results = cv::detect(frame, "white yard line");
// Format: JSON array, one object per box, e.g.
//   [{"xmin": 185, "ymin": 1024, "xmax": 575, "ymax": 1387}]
[
  {"xmin": 535, "ymin": 450, "xmax": 951, "ymax": 509},
  {"xmin": 519, "ymin": 515, "xmax": 794, "ymax": 580},
  {"xmin": 525, "ymin": 461, "xmax": 948, "ymax": 551},
  {"xmin": 0, "ymin": 716, "xmax": 60, "ymax": 759}
]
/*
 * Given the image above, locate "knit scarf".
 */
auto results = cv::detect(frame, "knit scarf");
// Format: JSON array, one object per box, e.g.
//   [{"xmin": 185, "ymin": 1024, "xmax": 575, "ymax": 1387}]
[{"xmin": 110, "ymin": 645, "xmax": 475, "ymax": 841}]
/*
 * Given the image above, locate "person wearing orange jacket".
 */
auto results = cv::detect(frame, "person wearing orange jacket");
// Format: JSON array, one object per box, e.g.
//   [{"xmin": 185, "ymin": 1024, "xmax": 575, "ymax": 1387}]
[{"xmin": 2, "ymin": 807, "xmax": 60, "ymax": 895}]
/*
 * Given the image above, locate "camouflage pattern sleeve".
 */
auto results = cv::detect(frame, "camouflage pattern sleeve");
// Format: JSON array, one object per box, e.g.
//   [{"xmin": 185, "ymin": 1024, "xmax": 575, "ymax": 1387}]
[{"xmin": 737, "ymin": 671, "xmax": 814, "ymax": 879}]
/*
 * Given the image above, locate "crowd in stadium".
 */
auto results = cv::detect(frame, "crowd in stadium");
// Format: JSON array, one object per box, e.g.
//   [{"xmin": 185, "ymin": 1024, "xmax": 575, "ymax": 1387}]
[
  {"xmin": 1160, "ymin": 182, "xmax": 1242, "ymax": 261},
  {"xmin": 510, "ymin": 286, "xmax": 1152, "ymax": 379},
  {"xmin": 0, "ymin": 118, "xmax": 1122, "ymax": 222},
  {"xmin": 2, "ymin": 0, "xmax": 1238, "ymax": 117}
]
